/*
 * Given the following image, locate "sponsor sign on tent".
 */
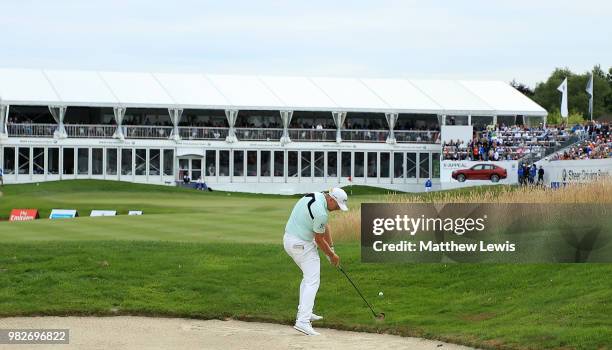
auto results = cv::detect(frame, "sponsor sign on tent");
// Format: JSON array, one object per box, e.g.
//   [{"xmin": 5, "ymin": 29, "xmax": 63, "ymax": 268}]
[
  {"xmin": 49, "ymin": 209, "xmax": 79, "ymax": 219},
  {"xmin": 90, "ymin": 210, "xmax": 117, "ymax": 217},
  {"xmin": 9, "ymin": 209, "xmax": 39, "ymax": 222}
]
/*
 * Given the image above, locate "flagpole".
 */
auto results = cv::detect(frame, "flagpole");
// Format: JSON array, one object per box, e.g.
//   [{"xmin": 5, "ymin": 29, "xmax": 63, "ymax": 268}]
[{"xmin": 586, "ymin": 72, "xmax": 594, "ymax": 121}]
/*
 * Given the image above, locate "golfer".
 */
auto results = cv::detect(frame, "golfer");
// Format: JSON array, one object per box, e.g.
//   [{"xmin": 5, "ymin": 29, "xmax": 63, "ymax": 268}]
[{"xmin": 283, "ymin": 188, "xmax": 348, "ymax": 336}]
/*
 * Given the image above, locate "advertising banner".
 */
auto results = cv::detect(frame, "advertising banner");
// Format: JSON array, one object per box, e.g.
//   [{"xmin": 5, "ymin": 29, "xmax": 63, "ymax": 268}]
[
  {"xmin": 9, "ymin": 209, "xmax": 39, "ymax": 222},
  {"xmin": 538, "ymin": 158, "xmax": 612, "ymax": 187},
  {"xmin": 49, "ymin": 209, "xmax": 79, "ymax": 219},
  {"xmin": 441, "ymin": 160, "xmax": 518, "ymax": 187},
  {"xmin": 128, "ymin": 211, "xmax": 143, "ymax": 216},
  {"xmin": 90, "ymin": 210, "xmax": 117, "ymax": 217},
  {"xmin": 361, "ymin": 203, "xmax": 612, "ymax": 263}
]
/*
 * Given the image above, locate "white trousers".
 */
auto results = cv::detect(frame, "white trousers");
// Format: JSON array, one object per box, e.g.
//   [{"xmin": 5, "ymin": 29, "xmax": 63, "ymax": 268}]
[{"xmin": 283, "ymin": 233, "xmax": 320, "ymax": 324}]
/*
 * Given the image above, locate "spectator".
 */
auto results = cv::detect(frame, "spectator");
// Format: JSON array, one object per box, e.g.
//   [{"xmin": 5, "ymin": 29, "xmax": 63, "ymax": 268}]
[
  {"xmin": 425, "ymin": 178, "xmax": 432, "ymax": 192},
  {"xmin": 529, "ymin": 164, "xmax": 537, "ymax": 185},
  {"xmin": 549, "ymin": 132, "xmax": 611, "ymax": 160},
  {"xmin": 537, "ymin": 166, "xmax": 544, "ymax": 185}
]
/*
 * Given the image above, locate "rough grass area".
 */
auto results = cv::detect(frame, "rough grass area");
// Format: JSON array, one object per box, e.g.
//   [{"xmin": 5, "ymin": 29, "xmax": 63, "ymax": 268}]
[{"xmin": 330, "ymin": 179, "xmax": 612, "ymax": 241}]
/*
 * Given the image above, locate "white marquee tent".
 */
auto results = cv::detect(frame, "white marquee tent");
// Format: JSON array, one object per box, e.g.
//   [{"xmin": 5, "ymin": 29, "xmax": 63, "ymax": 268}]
[{"xmin": 0, "ymin": 68, "xmax": 547, "ymax": 117}]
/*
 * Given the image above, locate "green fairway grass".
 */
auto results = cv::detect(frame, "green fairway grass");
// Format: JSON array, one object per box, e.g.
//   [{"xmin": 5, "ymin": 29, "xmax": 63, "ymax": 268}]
[
  {"xmin": 0, "ymin": 180, "xmax": 610, "ymax": 350},
  {"xmin": 0, "ymin": 180, "xmax": 396, "ymax": 242}
]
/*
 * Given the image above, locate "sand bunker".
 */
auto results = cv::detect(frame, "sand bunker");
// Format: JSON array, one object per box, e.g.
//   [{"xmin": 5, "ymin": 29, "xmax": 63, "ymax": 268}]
[{"xmin": 0, "ymin": 316, "xmax": 475, "ymax": 350}]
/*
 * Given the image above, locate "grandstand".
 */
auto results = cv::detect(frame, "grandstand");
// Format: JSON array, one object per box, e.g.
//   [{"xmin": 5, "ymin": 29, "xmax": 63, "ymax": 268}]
[
  {"xmin": 0, "ymin": 68, "xmax": 548, "ymax": 193},
  {"xmin": 548, "ymin": 124, "xmax": 611, "ymax": 160},
  {"xmin": 443, "ymin": 126, "xmax": 579, "ymax": 162}
]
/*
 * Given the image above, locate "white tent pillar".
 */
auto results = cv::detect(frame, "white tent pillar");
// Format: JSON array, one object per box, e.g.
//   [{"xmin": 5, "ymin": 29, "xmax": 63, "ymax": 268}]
[
  {"xmin": 385, "ymin": 112, "xmax": 398, "ymax": 144},
  {"xmin": 0, "ymin": 104, "xmax": 8, "ymax": 138},
  {"xmin": 492, "ymin": 115, "xmax": 498, "ymax": 127},
  {"xmin": 542, "ymin": 115, "xmax": 547, "ymax": 129},
  {"xmin": 332, "ymin": 111, "xmax": 347, "ymax": 143},
  {"xmin": 112, "ymin": 106, "xmax": 126, "ymax": 140},
  {"xmin": 49, "ymin": 105, "xmax": 68, "ymax": 139},
  {"xmin": 225, "ymin": 109, "xmax": 239, "ymax": 143},
  {"xmin": 467, "ymin": 115, "xmax": 472, "ymax": 126},
  {"xmin": 279, "ymin": 110, "xmax": 293, "ymax": 145},
  {"xmin": 168, "ymin": 108, "xmax": 183, "ymax": 142},
  {"xmin": 437, "ymin": 114, "xmax": 446, "ymax": 127}
]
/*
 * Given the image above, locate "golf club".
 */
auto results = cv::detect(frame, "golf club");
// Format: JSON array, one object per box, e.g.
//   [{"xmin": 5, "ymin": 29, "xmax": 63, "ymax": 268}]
[{"xmin": 338, "ymin": 265, "xmax": 385, "ymax": 321}]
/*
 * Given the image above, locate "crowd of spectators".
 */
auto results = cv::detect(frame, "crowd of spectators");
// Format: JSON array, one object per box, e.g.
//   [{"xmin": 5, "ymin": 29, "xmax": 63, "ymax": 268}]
[
  {"xmin": 443, "ymin": 124, "xmax": 573, "ymax": 161},
  {"xmin": 549, "ymin": 122, "xmax": 611, "ymax": 160}
]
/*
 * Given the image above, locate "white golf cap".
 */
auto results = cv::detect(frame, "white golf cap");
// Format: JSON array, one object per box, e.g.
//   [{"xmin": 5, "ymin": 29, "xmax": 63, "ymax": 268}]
[{"xmin": 329, "ymin": 187, "xmax": 349, "ymax": 211}]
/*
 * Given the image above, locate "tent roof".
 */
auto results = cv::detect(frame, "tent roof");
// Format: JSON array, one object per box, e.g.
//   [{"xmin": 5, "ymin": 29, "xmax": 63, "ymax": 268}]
[
  {"xmin": 458, "ymin": 80, "xmax": 547, "ymax": 116},
  {"xmin": 0, "ymin": 68, "xmax": 547, "ymax": 116}
]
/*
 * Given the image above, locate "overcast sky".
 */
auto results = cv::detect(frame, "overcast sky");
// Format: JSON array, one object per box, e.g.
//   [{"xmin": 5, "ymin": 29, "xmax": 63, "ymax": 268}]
[{"xmin": 1, "ymin": 0, "xmax": 610, "ymax": 87}]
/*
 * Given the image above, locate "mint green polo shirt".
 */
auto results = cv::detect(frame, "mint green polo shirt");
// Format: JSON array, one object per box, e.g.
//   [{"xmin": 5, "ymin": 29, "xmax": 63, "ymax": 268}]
[{"xmin": 285, "ymin": 192, "xmax": 329, "ymax": 242}]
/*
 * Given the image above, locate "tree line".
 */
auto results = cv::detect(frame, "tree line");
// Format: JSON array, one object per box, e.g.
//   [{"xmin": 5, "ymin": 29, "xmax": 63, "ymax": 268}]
[{"xmin": 511, "ymin": 65, "xmax": 612, "ymax": 123}]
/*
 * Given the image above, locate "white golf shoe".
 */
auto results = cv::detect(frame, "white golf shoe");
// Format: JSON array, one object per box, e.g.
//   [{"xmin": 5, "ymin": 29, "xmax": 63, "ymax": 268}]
[
  {"xmin": 293, "ymin": 321, "xmax": 320, "ymax": 336},
  {"xmin": 310, "ymin": 313, "xmax": 323, "ymax": 321}
]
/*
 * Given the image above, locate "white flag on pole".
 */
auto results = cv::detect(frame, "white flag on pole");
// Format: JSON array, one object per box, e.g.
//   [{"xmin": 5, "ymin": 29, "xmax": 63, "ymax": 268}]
[
  {"xmin": 586, "ymin": 74, "xmax": 594, "ymax": 120},
  {"xmin": 557, "ymin": 78, "xmax": 568, "ymax": 118},
  {"xmin": 586, "ymin": 74, "xmax": 593, "ymax": 96}
]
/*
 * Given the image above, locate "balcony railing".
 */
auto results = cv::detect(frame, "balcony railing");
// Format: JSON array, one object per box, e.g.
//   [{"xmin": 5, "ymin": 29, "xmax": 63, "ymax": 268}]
[
  {"xmin": 341, "ymin": 129, "xmax": 388, "ymax": 142},
  {"xmin": 6, "ymin": 123, "xmax": 439, "ymax": 143},
  {"xmin": 289, "ymin": 128, "xmax": 336, "ymax": 142},
  {"xmin": 395, "ymin": 130, "xmax": 439, "ymax": 143},
  {"xmin": 67, "ymin": 124, "xmax": 116, "ymax": 138},
  {"xmin": 7, "ymin": 123, "xmax": 56, "ymax": 137},
  {"xmin": 235, "ymin": 128, "xmax": 283, "ymax": 141},
  {"xmin": 179, "ymin": 127, "xmax": 228, "ymax": 140},
  {"xmin": 125, "ymin": 125, "xmax": 173, "ymax": 139},
  {"xmin": 341, "ymin": 129, "xmax": 439, "ymax": 143}
]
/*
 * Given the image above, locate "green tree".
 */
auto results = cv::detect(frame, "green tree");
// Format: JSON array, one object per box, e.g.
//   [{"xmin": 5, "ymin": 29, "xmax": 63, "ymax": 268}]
[
  {"xmin": 545, "ymin": 110, "xmax": 583, "ymax": 125},
  {"xmin": 510, "ymin": 79, "xmax": 534, "ymax": 97}
]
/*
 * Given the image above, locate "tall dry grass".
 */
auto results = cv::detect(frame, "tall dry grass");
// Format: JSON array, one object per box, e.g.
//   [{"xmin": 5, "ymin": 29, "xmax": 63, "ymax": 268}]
[{"xmin": 330, "ymin": 179, "xmax": 612, "ymax": 242}]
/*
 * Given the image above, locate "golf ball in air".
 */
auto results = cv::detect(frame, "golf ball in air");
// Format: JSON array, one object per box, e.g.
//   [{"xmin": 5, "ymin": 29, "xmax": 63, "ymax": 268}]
[{"xmin": 378, "ymin": 291, "xmax": 383, "ymax": 297}]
